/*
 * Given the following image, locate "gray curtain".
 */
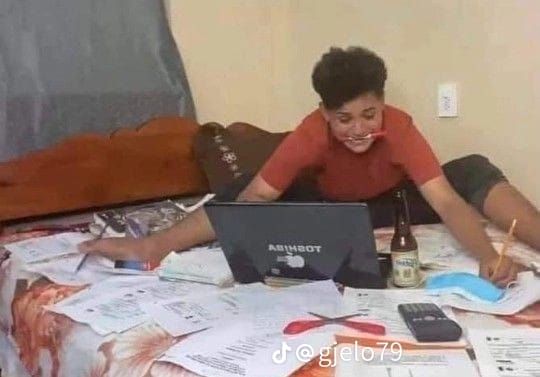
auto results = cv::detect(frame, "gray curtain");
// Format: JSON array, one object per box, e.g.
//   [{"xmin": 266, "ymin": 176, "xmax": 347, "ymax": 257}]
[{"xmin": 0, "ymin": 0, "xmax": 195, "ymax": 161}]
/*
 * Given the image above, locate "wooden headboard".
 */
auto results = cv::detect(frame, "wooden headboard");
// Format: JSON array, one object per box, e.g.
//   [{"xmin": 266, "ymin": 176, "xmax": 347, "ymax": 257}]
[{"xmin": 0, "ymin": 117, "xmax": 209, "ymax": 222}]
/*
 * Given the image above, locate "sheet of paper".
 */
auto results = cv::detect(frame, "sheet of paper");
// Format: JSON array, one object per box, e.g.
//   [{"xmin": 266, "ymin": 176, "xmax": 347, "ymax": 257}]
[
  {"xmin": 4, "ymin": 232, "xmax": 93, "ymax": 264},
  {"xmin": 23, "ymin": 253, "xmax": 85, "ymax": 277},
  {"xmin": 270, "ymin": 279, "xmax": 348, "ymax": 316},
  {"xmin": 160, "ymin": 305, "xmax": 336, "ymax": 377},
  {"xmin": 436, "ymin": 271, "xmax": 540, "ymax": 315},
  {"xmin": 26, "ymin": 255, "xmax": 145, "ymax": 282},
  {"xmin": 144, "ymin": 280, "xmax": 345, "ymax": 337},
  {"xmin": 177, "ymin": 193, "xmax": 216, "ymax": 213},
  {"xmin": 49, "ymin": 276, "xmax": 218, "ymax": 335},
  {"xmin": 468, "ymin": 328, "xmax": 540, "ymax": 377},
  {"xmin": 375, "ymin": 224, "xmax": 480, "ymax": 274},
  {"xmin": 335, "ymin": 345, "xmax": 479, "ymax": 377},
  {"xmin": 376, "ymin": 222, "xmax": 540, "ymax": 275},
  {"xmin": 417, "ymin": 239, "xmax": 479, "ymax": 275},
  {"xmin": 342, "ymin": 287, "xmax": 465, "ymax": 346},
  {"xmin": 376, "ymin": 223, "xmax": 540, "ymax": 271},
  {"xmin": 20, "ymin": 253, "xmax": 149, "ymax": 286},
  {"xmin": 143, "ymin": 283, "xmax": 272, "ymax": 336},
  {"xmin": 158, "ymin": 248, "xmax": 233, "ymax": 286}
]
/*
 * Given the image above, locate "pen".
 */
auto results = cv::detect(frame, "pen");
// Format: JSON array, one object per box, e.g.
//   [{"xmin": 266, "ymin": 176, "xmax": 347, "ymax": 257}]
[
  {"xmin": 345, "ymin": 130, "xmax": 386, "ymax": 142},
  {"xmin": 492, "ymin": 218, "xmax": 517, "ymax": 277},
  {"xmin": 75, "ymin": 224, "xmax": 109, "ymax": 273}
]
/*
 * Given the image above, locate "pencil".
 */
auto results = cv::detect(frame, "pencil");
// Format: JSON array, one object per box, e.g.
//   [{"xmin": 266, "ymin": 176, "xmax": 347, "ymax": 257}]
[
  {"xmin": 75, "ymin": 224, "xmax": 109, "ymax": 272},
  {"xmin": 493, "ymin": 218, "xmax": 517, "ymax": 277}
]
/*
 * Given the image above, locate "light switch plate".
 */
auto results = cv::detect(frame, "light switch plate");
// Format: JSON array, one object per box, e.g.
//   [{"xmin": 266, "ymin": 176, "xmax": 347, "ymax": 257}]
[{"xmin": 438, "ymin": 82, "xmax": 458, "ymax": 118}]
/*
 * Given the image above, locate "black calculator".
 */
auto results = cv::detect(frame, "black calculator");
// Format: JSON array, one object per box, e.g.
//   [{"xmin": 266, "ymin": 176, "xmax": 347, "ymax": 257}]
[{"xmin": 398, "ymin": 303, "xmax": 463, "ymax": 342}]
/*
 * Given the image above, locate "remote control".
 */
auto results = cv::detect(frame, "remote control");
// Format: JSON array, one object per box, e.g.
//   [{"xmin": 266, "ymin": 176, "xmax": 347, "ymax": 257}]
[{"xmin": 398, "ymin": 303, "xmax": 462, "ymax": 342}]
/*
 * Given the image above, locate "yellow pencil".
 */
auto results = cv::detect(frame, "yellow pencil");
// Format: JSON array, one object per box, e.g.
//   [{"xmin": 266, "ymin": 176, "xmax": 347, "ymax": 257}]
[{"xmin": 493, "ymin": 218, "xmax": 517, "ymax": 276}]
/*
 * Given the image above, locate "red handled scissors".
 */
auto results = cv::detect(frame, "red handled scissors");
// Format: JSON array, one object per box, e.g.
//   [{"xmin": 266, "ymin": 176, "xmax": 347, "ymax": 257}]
[{"xmin": 283, "ymin": 312, "xmax": 386, "ymax": 335}]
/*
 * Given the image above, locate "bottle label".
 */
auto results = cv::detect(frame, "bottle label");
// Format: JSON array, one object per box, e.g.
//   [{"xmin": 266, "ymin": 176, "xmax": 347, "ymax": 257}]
[{"xmin": 391, "ymin": 250, "xmax": 420, "ymax": 287}]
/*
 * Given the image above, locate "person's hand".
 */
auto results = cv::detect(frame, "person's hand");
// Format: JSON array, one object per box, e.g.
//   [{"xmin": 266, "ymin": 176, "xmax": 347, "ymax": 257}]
[
  {"xmin": 479, "ymin": 254, "xmax": 524, "ymax": 287},
  {"xmin": 78, "ymin": 237, "xmax": 153, "ymax": 262}
]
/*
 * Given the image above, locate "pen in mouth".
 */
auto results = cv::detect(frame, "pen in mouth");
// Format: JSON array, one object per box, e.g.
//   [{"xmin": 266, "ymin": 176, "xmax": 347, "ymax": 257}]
[{"xmin": 346, "ymin": 130, "xmax": 386, "ymax": 142}]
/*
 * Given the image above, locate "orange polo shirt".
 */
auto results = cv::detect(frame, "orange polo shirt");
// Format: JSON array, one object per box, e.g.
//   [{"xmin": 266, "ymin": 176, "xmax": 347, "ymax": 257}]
[{"xmin": 259, "ymin": 105, "xmax": 442, "ymax": 201}]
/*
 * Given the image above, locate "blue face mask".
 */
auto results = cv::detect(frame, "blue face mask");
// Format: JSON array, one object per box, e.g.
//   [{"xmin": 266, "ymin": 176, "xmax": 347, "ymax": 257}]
[{"xmin": 426, "ymin": 272, "xmax": 504, "ymax": 302}]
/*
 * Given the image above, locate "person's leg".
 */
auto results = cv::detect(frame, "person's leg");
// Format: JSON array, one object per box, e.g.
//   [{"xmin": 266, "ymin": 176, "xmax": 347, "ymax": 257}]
[
  {"xmin": 483, "ymin": 182, "xmax": 540, "ymax": 250},
  {"xmin": 443, "ymin": 154, "xmax": 540, "ymax": 251}
]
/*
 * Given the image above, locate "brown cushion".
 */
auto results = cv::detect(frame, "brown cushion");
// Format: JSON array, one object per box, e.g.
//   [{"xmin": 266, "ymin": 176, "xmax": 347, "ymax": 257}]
[{"xmin": 193, "ymin": 122, "xmax": 289, "ymax": 193}]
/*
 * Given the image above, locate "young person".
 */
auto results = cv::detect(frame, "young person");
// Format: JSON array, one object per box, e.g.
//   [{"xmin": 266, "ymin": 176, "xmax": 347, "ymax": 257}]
[{"xmin": 80, "ymin": 46, "xmax": 540, "ymax": 286}]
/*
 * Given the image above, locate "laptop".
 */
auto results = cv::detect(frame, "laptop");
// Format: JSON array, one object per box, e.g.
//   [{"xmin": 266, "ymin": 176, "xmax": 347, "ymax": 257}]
[{"xmin": 204, "ymin": 201, "xmax": 386, "ymax": 288}]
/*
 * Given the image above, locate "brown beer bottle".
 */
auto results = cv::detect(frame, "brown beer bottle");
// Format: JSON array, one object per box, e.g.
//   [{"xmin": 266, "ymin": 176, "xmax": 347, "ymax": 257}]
[{"xmin": 391, "ymin": 189, "xmax": 420, "ymax": 287}]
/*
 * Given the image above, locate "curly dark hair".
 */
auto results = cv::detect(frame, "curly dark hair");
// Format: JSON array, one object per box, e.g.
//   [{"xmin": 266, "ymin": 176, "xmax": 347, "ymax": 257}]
[{"xmin": 311, "ymin": 46, "xmax": 387, "ymax": 109}]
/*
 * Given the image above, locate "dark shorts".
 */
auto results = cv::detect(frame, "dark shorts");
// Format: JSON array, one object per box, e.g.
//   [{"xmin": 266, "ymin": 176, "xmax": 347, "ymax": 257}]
[{"xmin": 214, "ymin": 154, "xmax": 507, "ymax": 228}]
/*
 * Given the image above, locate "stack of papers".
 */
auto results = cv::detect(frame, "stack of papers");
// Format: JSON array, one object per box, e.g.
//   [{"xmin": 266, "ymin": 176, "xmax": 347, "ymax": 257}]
[
  {"xmin": 48, "ymin": 275, "xmax": 219, "ymax": 335},
  {"xmin": 158, "ymin": 247, "xmax": 234, "ymax": 286},
  {"xmin": 160, "ymin": 311, "xmax": 335, "ymax": 377},
  {"xmin": 144, "ymin": 280, "xmax": 346, "ymax": 338},
  {"xmin": 143, "ymin": 283, "xmax": 272, "ymax": 337},
  {"xmin": 158, "ymin": 280, "xmax": 346, "ymax": 377}
]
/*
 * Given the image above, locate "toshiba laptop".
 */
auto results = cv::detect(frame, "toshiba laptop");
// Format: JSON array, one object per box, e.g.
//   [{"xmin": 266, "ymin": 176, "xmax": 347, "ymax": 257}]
[{"xmin": 204, "ymin": 201, "xmax": 385, "ymax": 288}]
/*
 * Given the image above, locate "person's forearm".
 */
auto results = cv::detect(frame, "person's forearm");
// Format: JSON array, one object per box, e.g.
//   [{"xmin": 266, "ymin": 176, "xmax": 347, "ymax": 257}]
[
  {"xmin": 437, "ymin": 198, "xmax": 498, "ymax": 261},
  {"xmin": 143, "ymin": 207, "xmax": 216, "ymax": 261}
]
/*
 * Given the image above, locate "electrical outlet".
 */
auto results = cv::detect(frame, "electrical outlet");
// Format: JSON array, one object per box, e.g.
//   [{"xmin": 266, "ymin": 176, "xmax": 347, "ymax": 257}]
[{"xmin": 438, "ymin": 83, "xmax": 458, "ymax": 117}]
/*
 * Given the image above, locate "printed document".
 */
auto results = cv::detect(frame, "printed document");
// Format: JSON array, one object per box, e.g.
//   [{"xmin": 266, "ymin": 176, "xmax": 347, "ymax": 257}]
[
  {"xmin": 49, "ymin": 276, "xmax": 218, "ymax": 335},
  {"xmin": 375, "ymin": 224, "xmax": 479, "ymax": 274},
  {"xmin": 469, "ymin": 328, "xmax": 540, "ymax": 377},
  {"xmin": 335, "ymin": 345, "xmax": 479, "ymax": 377},
  {"xmin": 342, "ymin": 288, "xmax": 465, "ymax": 346},
  {"xmin": 143, "ymin": 283, "xmax": 271, "ymax": 336},
  {"xmin": 375, "ymin": 223, "xmax": 540, "ymax": 275},
  {"xmin": 22, "ymin": 253, "xmax": 148, "ymax": 286},
  {"xmin": 157, "ymin": 280, "xmax": 347, "ymax": 377},
  {"xmin": 4, "ymin": 232, "xmax": 92, "ymax": 264},
  {"xmin": 144, "ymin": 280, "xmax": 345, "ymax": 337},
  {"xmin": 160, "ymin": 306, "xmax": 336, "ymax": 377}
]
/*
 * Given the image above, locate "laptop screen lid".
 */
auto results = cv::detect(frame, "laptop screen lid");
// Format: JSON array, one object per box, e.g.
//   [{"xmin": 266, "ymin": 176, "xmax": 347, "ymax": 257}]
[{"xmin": 204, "ymin": 201, "xmax": 385, "ymax": 288}]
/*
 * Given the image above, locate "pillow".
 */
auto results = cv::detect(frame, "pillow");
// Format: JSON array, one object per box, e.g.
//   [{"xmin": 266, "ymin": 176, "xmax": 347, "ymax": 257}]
[{"xmin": 193, "ymin": 122, "xmax": 289, "ymax": 193}]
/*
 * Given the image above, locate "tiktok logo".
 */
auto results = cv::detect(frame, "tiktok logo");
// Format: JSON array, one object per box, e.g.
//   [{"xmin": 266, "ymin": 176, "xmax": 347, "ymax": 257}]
[{"xmin": 272, "ymin": 342, "xmax": 292, "ymax": 364}]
